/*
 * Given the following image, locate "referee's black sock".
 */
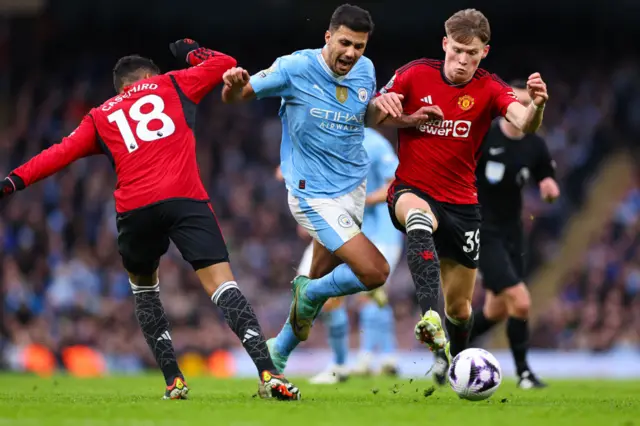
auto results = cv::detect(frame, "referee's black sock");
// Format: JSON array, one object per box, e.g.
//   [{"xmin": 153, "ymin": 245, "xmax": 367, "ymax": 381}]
[
  {"xmin": 445, "ymin": 312, "xmax": 474, "ymax": 358},
  {"xmin": 405, "ymin": 209, "xmax": 440, "ymax": 314},
  {"xmin": 507, "ymin": 317, "xmax": 530, "ymax": 375},
  {"xmin": 469, "ymin": 309, "xmax": 498, "ymax": 343},
  {"xmin": 131, "ymin": 281, "xmax": 183, "ymax": 386},
  {"xmin": 211, "ymin": 281, "xmax": 276, "ymax": 375}
]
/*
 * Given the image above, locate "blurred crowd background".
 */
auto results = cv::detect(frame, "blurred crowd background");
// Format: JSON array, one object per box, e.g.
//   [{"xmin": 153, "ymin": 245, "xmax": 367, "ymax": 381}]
[{"xmin": 0, "ymin": 0, "xmax": 639, "ymax": 374}]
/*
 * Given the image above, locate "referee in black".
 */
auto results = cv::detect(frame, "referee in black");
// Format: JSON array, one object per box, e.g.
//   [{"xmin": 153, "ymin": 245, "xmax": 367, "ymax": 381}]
[{"xmin": 433, "ymin": 80, "xmax": 560, "ymax": 389}]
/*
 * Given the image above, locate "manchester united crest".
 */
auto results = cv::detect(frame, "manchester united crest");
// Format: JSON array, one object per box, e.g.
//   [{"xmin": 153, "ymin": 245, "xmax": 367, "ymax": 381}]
[
  {"xmin": 458, "ymin": 94, "xmax": 475, "ymax": 111},
  {"xmin": 336, "ymin": 86, "xmax": 348, "ymax": 103}
]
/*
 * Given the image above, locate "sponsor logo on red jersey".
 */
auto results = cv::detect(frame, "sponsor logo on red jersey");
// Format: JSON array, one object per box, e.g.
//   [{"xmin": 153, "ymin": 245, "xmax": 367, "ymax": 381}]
[{"xmin": 418, "ymin": 119, "xmax": 472, "ymax": 138}]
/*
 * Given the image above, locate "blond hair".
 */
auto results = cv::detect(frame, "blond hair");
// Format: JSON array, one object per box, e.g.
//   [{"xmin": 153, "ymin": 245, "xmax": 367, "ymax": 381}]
[{"xmin": 445, "ymin": 9, "xmax": 491, "ymax": 44}]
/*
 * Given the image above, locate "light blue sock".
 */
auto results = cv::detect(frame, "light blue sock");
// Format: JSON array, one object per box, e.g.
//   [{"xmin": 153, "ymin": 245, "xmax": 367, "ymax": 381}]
[
  {"xmin": 359, "ymin": 302, "xmax": 379, "ymax": 353},
  {"xmin": 306, "ymin": 264, "xmax": 368, "ymax": 302},
  {"xmin": 273, "ymin": 321, "xmax": 301, "ymax": 358},
  {"xmin": 326, "ymin": 306, "xmax": 349, "ymax": 366},
  {"xmin": 378, "ymin": 305, "xmax": 397, "ymax": 355}
]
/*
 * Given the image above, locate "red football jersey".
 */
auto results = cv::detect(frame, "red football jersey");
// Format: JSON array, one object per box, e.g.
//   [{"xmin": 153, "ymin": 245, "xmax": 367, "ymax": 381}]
[
  {"xmin": 12, "ymin": 52, "xmax": 237, "ymax": 213},
  {"xmin": 380, "ymin": 59, "xmax": 518, "ymax": 204}
]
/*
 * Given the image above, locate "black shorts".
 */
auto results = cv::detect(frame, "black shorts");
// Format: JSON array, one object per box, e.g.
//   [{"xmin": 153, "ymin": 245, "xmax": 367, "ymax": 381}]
[
  {"xmin": 387, "ymin": 181, "xmax": 481, "ymax": 269},
  {"xmin": 479, "ymin": 223, "xmax": 525, "ymax": 294},
  {"xmin": 116, "ymin": 199, "xmax": 229, "ymax": 275}
]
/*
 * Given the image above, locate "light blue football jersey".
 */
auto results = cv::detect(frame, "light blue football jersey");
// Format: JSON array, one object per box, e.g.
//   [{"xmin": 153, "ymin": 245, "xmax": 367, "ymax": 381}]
[
  {"xmin": 361, "ymin": 128, "xmax": 403, "ymax": 247},
  {"xmin": 249, "ymin": 48, "xmax": 376, "ymax": 199}
]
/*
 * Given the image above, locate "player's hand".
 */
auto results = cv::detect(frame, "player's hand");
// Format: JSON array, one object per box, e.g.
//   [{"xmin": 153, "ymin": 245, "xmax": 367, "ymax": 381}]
[
  {"xmin": 0, "ymin": 175, "xmax": 24, "ymax": 200},
  {"xmin": 374, "ymin": 93, "xmax": 404, "ymax": 118},
  {"xmin": 539, "ymin": 177, "xmax": 560, "ymax": 203},
  {"xmin": 223, "ymin": 67, "xmax": 250, "ymax": 88},
  {"xmin": 409, "ymin": 105, "xmax": 444, "ymax": 126},
  {"xmin": 527, "ymin": 73, "xmax": 548, "ymax": 108}
]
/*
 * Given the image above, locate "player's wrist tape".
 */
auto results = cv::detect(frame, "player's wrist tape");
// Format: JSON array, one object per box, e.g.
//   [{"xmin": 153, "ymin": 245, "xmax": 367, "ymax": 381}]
[{"xmin": 531, "ymin": 102, "xmax": 545, "ymax": 111}]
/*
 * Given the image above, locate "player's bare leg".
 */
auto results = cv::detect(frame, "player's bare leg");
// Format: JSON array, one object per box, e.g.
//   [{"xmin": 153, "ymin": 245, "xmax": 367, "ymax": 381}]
[
  {"xmin": 440, "ymin": 259, "xmax": 475, "ymax": 358},
  {"xmin": 289, "ymin": 234, "xmax": 389, "ymax": 341},
  {"xmin": 197, "ymin": 262, "xmax": 300, "ymax": 400},
  {"xmin": 393, "ymin": 193, "xmax": 446, "ymax": 352},
  {"xmin": 128, "ymin": 269, "xmax": 188, "ymax": 400}
]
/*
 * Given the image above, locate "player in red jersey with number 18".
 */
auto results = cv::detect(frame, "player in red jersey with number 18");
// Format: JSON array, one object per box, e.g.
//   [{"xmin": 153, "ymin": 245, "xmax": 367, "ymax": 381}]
[
  {"xmin": 0, "ymin": 39, "xmax": 300, "ymax": 401},
  {"xmin": 373, "ymin": 9, "xmax": 548, "ymax": 379}
]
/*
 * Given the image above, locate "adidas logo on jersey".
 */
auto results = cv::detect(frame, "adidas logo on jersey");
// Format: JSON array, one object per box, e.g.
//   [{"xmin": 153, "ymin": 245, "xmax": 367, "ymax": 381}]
[{"xmin": 420, "ymin": 95, "xmax": 433, "ymax": 104}]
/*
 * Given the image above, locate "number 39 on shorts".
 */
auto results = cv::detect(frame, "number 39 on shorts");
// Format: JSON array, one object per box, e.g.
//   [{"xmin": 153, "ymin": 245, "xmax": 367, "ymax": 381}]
[
  {"xmin": 107, "ymin": 94, "xmax": 176, "ymax": 153},
  {"xmin": 463, "ymin": 229, "xmax": 480, "ymax": 257}
]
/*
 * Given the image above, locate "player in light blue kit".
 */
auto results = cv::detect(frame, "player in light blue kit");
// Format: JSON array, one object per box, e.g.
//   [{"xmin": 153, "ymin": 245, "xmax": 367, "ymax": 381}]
[
  {"xmin": 222, "ymin": 4, "xmax": 429, "ymax": 377},
  {"xmin": 306, "ymin": 127, "xmax": 404, "ymax": 384}
]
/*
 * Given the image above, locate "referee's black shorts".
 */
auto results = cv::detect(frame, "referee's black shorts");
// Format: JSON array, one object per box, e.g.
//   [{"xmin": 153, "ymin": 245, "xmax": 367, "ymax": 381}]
[
  {"xmin": 116, "ymin": 199, "xmax": 229, "ymax": 275},
  {"xmin": 479, "ymin": 222, "xmax": 526, "ymax": 294}
]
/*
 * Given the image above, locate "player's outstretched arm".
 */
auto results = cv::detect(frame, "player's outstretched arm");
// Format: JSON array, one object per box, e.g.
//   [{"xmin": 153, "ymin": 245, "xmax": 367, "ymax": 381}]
[
  {"xmin": 505, "ymin": 73, "xmax": 548, "ymax": 133},
  {"xmin": 377, "ymin": 105, "xmax": 445, "ymax": 128},
  {"xmin": 169, "ymin": 38, "xmax": 238, "ymax": 104},
  {"xmin": 366, "ymin": 93, "xmax": 404, "ymax": 126},
  {"xmin": 0, "ymin": 115, "xmax": 100, "ymax": 199},
  {"xmin": 221, "ymin": 67, "xmax": 255, "ymax": 103}
]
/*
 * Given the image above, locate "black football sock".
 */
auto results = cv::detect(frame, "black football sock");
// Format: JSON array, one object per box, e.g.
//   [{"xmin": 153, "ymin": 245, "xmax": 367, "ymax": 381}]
[
  {"xmin": 445, "ymin": 311, "xmax": 474, "ymax": 358},
  {"xmin": 405, "ymin": 209, "xmax": 440, "ymax": 314},
  {"xmin": 131, "ymin": 281, "xmax": 182, "ymax": 386},
  {"xmin": 211, "ymin": 281, "xmax": 276, "ymax": 375},
  {"xmin": 507, "ymin": 317, "xmax": 530, "ymax": 375},
  {"xmin": 469, "ymin": 309, "xmax": 498, "ymax": 343}
]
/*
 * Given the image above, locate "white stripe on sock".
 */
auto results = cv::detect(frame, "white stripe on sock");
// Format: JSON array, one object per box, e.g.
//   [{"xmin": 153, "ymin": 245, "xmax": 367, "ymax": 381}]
[
  {"xmin": 405, "ymin": 208, "xmax": 434, "ymax": 233},
  {"xmin": 130, "ymin": 280, "xmax": 160, "ymax": 294},
  {"xmin": 211, "ymin": 281, "xmax": 239, "ymax": 305}
]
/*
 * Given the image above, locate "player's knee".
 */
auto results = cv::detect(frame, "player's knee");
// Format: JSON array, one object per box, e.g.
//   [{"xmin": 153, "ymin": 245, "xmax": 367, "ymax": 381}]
[
  {"xmin": 483, "ymin": 301, "xmax": 508, "ymax": 322},
  {"xmin": 505, "ymin": 284, "xmax": 531, "ymax": 318},
  {"xmin": 445, "ymin": 298, "xmax": 472, "ymax": 322},
  {"xmin": 508, "ymin": 294, "xmax": 531, "ymax": 319},
  {"xmin": 359, "ymin": 260, "xmax": 389, "ymax": 289}
]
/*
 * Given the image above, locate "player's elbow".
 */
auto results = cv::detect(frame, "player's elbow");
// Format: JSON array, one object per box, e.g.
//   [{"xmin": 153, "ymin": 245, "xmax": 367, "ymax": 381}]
[
  {"xmin": 212, "ymin": 51, "xmax": 237, "ymax": 69},
  {"xmin": 224, "ymin": 56, "xmax": 238, "ymax": 69}
]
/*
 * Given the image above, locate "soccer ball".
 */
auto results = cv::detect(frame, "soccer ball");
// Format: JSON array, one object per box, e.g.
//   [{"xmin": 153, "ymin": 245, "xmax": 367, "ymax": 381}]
[{"xmin": 448, "ymin": 348, "xmax": 502, "ymax": 401}]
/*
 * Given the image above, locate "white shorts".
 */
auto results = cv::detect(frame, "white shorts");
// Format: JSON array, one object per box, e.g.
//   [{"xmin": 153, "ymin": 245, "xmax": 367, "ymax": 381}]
[
  {"xmin": 288, "ymin": 182, "xmax": 366, "ymax": 253},
  {"xmin": 297, "ymin": 240, "xmax": 403, "ymax": 277}
]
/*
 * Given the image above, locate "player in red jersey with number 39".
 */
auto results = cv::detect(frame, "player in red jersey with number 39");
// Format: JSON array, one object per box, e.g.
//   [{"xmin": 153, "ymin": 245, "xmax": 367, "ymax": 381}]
[
  {"xmin": 0, "ymin": 39, "xmax": 300, "ymax": 401},
  {"xmin": 373, "ymin": 9, "xmax": 548, "ymax": 379}
]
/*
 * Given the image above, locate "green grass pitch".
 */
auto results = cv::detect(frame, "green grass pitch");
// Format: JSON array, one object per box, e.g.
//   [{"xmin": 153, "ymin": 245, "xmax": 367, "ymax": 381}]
[{"xmin": 0, "ymin": 374, "xmax": 638, "ymax": 425}]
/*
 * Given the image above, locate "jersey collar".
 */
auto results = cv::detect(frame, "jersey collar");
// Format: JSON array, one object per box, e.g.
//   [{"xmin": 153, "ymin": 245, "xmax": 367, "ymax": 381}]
[
  {"xmin": 317, "ymin": 48, "xmax": 348, "ymax": 83},
  {"xmin": 439, "ymin": 62, "xmax": 472, "ymax": 88}
]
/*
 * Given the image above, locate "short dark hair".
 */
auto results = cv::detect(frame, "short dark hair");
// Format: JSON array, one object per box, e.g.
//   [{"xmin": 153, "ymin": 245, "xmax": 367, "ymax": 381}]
[
  {"xmin": 112, "ymin": 55, "xmax": 161, "ymax": 92},
  {"xmin": 509, "ymin": 79, "xmax": 527, "ymax": 90},
  {"xmin": 329, "ymin": 4, "xmax": 374, "ymax": 34}
]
